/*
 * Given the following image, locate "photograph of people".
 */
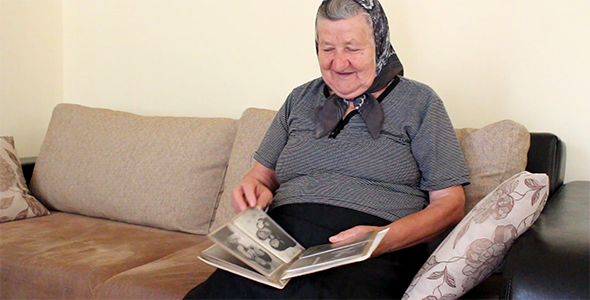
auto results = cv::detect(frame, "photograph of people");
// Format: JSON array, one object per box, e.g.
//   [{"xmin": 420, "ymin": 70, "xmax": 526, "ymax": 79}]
[
  {"xmin": 232, "ymin": 207, "xmax": 304, "ymax": 262},
  {"xmin": 210, "ymin": 226, "xmax": 283, "ymax": 275},
  {"xmin": 255, "ymin": 217, "xmax": 298, "ymax": 251},
  {"xmin": 185, "ymin": 0, "xmax": 470, "ymax": 298}
]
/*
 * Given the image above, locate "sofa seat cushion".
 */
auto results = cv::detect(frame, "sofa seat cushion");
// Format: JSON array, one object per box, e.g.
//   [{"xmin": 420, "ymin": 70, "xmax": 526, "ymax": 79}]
[
  {"xmin": 96, "ymin": 242, "xmax": 216, "ymax": 299},
  {"xmin": 0, "ymin": 212, "xmax": 206, "ymax": 299}
]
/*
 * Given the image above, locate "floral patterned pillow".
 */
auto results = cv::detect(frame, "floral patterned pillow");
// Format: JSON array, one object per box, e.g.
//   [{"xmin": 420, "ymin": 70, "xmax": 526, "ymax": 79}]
[
  {"xmin": 403, "ymin": 171, "xmax": 549, "ymax": 300},
  {"xmin": 0, "ymin": 136, "xmax": 49, "ymax": 222}
]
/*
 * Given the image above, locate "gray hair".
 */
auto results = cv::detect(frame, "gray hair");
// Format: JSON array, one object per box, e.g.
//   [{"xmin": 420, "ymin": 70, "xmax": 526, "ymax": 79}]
[{"xmin": 315, "ymin": 0, "xmax": 373, "ymax": 43}]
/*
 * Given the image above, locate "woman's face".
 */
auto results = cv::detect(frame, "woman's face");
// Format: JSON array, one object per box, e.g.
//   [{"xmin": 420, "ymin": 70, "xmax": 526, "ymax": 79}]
[{"xmin": 317, "ymin": 14, "xmax": 376, "ymax": 99}]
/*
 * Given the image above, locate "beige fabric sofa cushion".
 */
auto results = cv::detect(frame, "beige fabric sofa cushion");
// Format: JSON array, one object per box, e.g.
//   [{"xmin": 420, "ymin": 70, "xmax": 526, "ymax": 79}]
[
  {"xmin": 456, "ymin": 120, "xmax": 530, "ymax": 212},
  {"xmin": 29, "ymin": 104, "xmax": 238, "ymax": 234},
  {"xmin": 210, "ymin": 108, "xmax": 277, "ymax": 231},
  {"xmin": 0, "ymin": 212, "xmax": 205, "ymax": 299},
  {"xmin": 95, "ymin": 241, "xmax": 215, "ymax": 300}
]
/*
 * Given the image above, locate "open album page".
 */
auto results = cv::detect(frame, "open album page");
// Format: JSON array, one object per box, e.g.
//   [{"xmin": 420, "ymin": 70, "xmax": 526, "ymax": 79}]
[
  {"xmin": 208, "ymin": 207, "xmax": 305, "ymax": 279},
  {"xmin": 281, "ymin": 228, "xmax": 389, "ymax": 279}
]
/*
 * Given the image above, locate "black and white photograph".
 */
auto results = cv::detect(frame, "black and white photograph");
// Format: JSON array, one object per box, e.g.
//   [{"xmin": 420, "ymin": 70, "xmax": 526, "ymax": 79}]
[
  {"xmin": 209, "ymin": 224, "xmax": 284, "ymax": 276},
  {"xmin": 232, "ymin": 207, "xmax": 304, "ymax": 263},
  {"xmin": 200, "ymin": 244, "xmax": 290, "ymax": 289}
]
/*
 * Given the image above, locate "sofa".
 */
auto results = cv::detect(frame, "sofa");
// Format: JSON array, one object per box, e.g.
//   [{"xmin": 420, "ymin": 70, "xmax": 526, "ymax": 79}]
[{"xmin": 1, "ymin": 103, "xmax": 588, "ymax": 299}]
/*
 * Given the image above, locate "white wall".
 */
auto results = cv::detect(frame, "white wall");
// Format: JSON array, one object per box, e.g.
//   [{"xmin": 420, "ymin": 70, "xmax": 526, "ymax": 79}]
[
  {"xmin": 2, "ymin": 0, "xmax": 589, "ymax": 182},
  {"xmin": 62, "ymin": 0, "xmax": 319, "ymax": 118},
  {"xmin": 388, "ymin": 1, "xmax": 590, "ymax": 183},
  {"xmin": 0, "ymin": 0, "xmax": 63, "ymax": 157}
]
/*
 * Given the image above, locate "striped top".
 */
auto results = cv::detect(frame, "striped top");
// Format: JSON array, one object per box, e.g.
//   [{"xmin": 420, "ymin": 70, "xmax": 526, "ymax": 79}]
[{"xmin": 254, "ymin": 77, "xmax": 470, "ymax": 222}]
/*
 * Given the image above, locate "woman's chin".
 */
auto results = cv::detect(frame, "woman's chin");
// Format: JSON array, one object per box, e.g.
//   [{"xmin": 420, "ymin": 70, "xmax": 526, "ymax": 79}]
[
  {"xmin": 332, "ymin": 88, "xmax": 367, "ymax": 99},
  {"xmin": 326, "ymin": 80, "xmax": 373, "ymax": 99}
]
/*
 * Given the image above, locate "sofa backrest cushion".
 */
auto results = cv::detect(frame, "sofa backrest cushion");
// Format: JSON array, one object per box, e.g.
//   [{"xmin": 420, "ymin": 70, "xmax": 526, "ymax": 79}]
[
  {"xmin": 29, "ymin": 104, "xmax": 238, "ymax": 234},
  {"xmin": 210, "ymin": 108, "xmax": 277, "ymax": 231},
  {"xmin": 456, "ymin": 120, "xmax": 530, "ymax": 213}
]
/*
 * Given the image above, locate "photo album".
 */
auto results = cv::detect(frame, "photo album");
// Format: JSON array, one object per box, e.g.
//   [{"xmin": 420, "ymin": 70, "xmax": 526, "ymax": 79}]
[{"xmin": 199, "ymin": 207, "xmax": 389, "ymax": 289}]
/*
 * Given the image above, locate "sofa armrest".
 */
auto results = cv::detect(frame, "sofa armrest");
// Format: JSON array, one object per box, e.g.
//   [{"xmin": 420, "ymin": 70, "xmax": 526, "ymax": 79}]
[
  {"xmin": 20, "ymin": 156, "xmax": 36, "ymax": 186},
  {"xmin": 501, "ymin": 181, "xmax": 590, "ymax": 300},
  {"xmin": 527, "ymin": 133, "xmax": 566, "ymax": 196}
]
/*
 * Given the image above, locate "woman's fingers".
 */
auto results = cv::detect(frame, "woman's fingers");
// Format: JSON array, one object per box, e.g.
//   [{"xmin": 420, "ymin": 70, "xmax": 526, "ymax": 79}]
[
  {"xmin": 231, "ymin": 179, "xmax": 274, "ymax": 213},
  {"xmin": 328, "ymin": 225, "xmax": 378, "ymax": 243},
  {"xmin": 231, "ymin": 184, "xmax": 253, "ymax": 212},
  {"xmin": 256, "ymin": 188, "xmax": 274, "ymax": 210}
]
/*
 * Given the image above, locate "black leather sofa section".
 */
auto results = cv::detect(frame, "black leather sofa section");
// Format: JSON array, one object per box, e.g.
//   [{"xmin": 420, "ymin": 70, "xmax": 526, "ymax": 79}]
[
  {"xmin": 501, "ymin": 181, "xmax": 589, "ymax": 300},
  {"xmin": 21, "ymin": 156, "xmax": 36, "ymax": 186},
  {"xmin": 526, "ymin": 132, "xmax": 566, "ymax": 196},
  {"xmin": 497, "ymin": 132, "xmax": 589, "ymax": 299}
]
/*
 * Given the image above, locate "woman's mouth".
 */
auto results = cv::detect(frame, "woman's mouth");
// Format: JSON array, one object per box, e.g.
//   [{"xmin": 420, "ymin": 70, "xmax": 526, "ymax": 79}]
[{"xmin": 335, "ymin": 71, "xmax": 355, "ymax": 78}]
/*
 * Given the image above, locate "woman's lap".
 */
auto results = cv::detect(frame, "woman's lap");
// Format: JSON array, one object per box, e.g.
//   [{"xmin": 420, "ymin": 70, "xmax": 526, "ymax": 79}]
[{"xmin": 184, "ymin": 204, "xmax": 426, "ymax": 299}]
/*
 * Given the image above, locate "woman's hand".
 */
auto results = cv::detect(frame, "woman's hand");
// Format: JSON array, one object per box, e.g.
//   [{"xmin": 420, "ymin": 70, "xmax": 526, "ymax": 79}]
[
  {"xmin": 231, "ymin": 162, "xmax": 279, "ymax": 212},
  {"xmin": 329, "ymin": 185, "xmax": 466, "ymax": 256},
  {"xmin": 329, "ymin": 225, "xmax": 386, "ymax": 256},
  {"xmin": 329, "ymin": 225, "xmax": 380, "ymax": 244},
  {"xmin": 231, "ymin": 176, "xmax": 274, "ymax": 212}
]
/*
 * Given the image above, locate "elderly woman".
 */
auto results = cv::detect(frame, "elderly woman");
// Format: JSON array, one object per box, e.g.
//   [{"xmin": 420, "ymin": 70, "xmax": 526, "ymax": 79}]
[{"xmin": 185, "ymin": 0, "xmax": 469, "ymax": 298}]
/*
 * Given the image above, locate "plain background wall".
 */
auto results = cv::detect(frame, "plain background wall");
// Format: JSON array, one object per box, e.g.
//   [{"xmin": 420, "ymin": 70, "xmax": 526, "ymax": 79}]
[
  {"xmin": 0, "ymin": 0, "xmax": 63, "ymax": 158},
  {"xmin": 1, "ymin": 0, "xmax": 589, "ymax": 183}
]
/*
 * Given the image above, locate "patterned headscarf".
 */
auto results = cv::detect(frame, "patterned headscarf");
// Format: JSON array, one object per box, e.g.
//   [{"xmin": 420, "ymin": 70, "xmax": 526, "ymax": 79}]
[{"xmin": 315, "ymin": 0, "xmax": 403, "ymax": 139}]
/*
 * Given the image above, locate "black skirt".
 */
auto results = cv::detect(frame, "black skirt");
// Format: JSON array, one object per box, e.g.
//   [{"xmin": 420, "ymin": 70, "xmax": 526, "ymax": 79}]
[{"xmin": 185, "ymin": 203, "xmax": 427, "ymax": 299}]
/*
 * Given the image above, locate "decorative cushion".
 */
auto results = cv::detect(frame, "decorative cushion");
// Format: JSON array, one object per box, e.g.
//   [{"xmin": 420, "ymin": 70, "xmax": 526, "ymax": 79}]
[
  {"xmin": 0, "ymin": 136, "xmax": 49, "ymax": 222},
  {"xmin": 210, "ymin": 108, "xmax": 277, "ymax": 231},
  {"xmin": 403, "ymin": 171, "xmax": 549, "ymax": 300},
  {"xmin": 455, "ymin": 120, "xmax": 530, "ymax": 212},
  {"xmin": 29, "ymin": 104, "xmax": 238, "ymax": 234}
]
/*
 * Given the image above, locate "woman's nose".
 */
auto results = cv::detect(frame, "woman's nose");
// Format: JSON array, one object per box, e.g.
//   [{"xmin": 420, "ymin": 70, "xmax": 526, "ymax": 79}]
[{"xmin": 332, "ymin": 51, "xmax": 350, "ymax": 71}]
